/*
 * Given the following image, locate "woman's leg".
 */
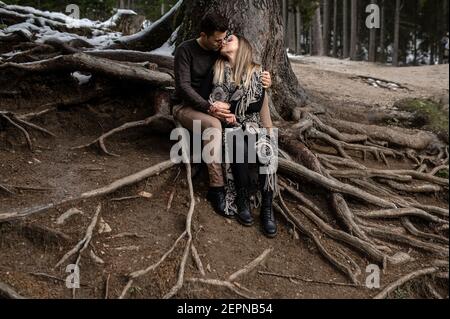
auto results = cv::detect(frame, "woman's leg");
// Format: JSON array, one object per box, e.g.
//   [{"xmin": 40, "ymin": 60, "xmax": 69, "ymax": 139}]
[
  {"xmin": 227, "ymin": 132, "xmax": 254, "ymax": 226},
  {"xmin": 258, "ymin": 161, "xmax": 277, "ymax": 238}
]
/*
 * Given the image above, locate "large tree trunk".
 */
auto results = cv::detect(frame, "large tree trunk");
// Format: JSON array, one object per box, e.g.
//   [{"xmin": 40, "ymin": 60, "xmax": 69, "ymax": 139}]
[{"xmin": 177, "ymin": 0, "xmax": 308, "ymax": 119}]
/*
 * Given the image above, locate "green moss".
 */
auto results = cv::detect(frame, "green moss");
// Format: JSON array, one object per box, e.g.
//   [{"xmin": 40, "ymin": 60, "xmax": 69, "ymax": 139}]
[
  {"xmin": 436, "ymin": 169, "xmax": 449, "ymax": 179},
  {"xmin": 0, "ymin": 24, "xmax": 6, "ymax": 30},
  {"xmin": 394, "ymin": 98, "xmax": 449, "ymax": 138}
]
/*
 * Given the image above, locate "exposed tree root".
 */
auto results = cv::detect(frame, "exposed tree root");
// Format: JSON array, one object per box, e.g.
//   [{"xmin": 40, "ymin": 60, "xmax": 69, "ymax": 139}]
[
  {"xmin": 274, "ymin": 202, "xmax": 361, "ymax": 284},
  {"xmin": 55, "ymin": 204, "xmax": 102, "ymax": 269},
  {"xmin": 258, "ymin": 271, "xmax": 361, "ymax": 288},
  {"xmin": 74, "ymin": 114, "xmax": 175, "ymax": 156},
  {"xmin": 0, "ymin": 281, "xmax": 25, "ymax": 299},
  {"xmin": 188, "ymin": 248, "xmax": 273, "ymax": 299},
  {"xmin": 355, "ymin": 208, "xmax": 448, "ymax": 225},
  {"xmin": 0, "ymin": 53, "xmax": 174, "ymax": 88},
  {"xmin": 0, "ymin": 110, "xmax": 55, "ymax": 150},
  {"xmin": 401, "ymin": 218, "xmax": 449, "ymax": 245},
  {"xmin": 374, "ymin": 267, "xmax": 441, "ymax": 299},
  {"xmin": 120, "ymin": 122, "xmax": 196, "ymax": 299},
  {"xmin": 0, "ymin": 160, "xmax": 176, "ymax": 222}
]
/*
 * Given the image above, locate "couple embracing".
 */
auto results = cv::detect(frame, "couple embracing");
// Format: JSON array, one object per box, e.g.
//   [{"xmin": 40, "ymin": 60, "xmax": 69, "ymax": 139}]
[{"xmin": 172, "ymin": 13, "xmax": 278, "ymax": 238}]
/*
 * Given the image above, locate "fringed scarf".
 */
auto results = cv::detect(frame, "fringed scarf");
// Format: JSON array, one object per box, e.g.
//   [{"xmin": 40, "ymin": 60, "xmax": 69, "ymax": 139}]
[{"xmin": 209, "ymin": 62, "xmax": 278, "ymax": 217}]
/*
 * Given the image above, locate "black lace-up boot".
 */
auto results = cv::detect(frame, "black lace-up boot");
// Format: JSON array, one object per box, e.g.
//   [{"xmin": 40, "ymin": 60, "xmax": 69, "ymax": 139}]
[
  {"xmin": 206, "ymin": 187, "xmax": 230, "ymax": 218},
  {"xmin": 236, "ymin": 188, "xmax": 254, "ymax": 226},
  {"xmin": 260, "ymin": 190, "xmax": 277, "ymax": 238}
]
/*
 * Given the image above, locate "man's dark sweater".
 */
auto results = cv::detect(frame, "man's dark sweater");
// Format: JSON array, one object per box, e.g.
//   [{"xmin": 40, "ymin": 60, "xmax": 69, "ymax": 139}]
[{"xmin": 173, "ymin": 39, "xmax": 219, "ymax": 112}]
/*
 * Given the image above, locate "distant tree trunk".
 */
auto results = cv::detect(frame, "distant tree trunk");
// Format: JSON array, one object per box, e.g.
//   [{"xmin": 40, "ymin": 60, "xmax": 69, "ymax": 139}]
[
  {"xmin": 322, "ymin": 0, "xmax": 330, "ymax": 56},
  {"xmin": 368, "ymin": 0, "xmax": 377, "ymax": 62},
  {"xmin": 332, "ymin": 0, "xmax": 338, "ymax": 57},
  {"xmin": 287, "ymin": 0, "xmax": 296, "ymax": 53},
  {"xmin": 309, "ymin": 25, "xmax": 313, "ymax": 54},
  {"xmin": 379, "ymin": 0, "xmax": 385, "ymax": 62},
  {"xmin": 343, "ymin": 0, "xmax": 349, "ymax": 58},
  {"xmin": 392, "ymin": 0, "xmax": 401, "ymax": 66},
  {"xmin": 178, "ymin": 0, "xmax": 308, "ymax": 118},
  {"xmin": 430, "ymin": 41, "xmax": 436, "ymax": 65},
  {"xmin": 295, "ymin": 5, "xmax": 303, "ymax": 55},
  {"xmin": 283, "ymin": 0, "xmax": 288, "ymax": 48},
  {"xmin": 349, "ymin": 0, "xmax": 358, "ymax": 60},
  {"xmin": 312, "ymin": 3, "xmax": 324, "ymax": 56}
]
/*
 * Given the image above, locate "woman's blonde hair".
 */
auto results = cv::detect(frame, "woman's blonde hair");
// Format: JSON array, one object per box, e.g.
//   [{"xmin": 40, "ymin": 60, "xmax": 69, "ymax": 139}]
[{"xmin": 213, "ymin": 36, "xmax": 261, "ymax": 89}]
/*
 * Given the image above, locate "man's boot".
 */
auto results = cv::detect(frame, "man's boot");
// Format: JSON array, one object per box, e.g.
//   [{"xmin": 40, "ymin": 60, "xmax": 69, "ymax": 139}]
[
  {"xmin": 260, "ymin": 190, "xmax": 277, "ymax": 238},
  {"xmin": 206, "ymin": 187, "xmax": 230, "ymax": 218},
  {"xmin": 236, "ymin": 188, "xmax": 254, "ymax": 227}
]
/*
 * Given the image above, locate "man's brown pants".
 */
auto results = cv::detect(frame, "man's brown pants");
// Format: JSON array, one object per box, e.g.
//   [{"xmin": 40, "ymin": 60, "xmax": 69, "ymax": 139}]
[{"xmin": 173, "ymin": 105, "xmax": 225, "ymax": 188}]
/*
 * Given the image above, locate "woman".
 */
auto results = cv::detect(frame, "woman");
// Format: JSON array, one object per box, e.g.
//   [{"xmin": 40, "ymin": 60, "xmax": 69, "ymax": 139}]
[{"xmin": 208, "ymin": 34, "xmax": 278, "ymax": 238}]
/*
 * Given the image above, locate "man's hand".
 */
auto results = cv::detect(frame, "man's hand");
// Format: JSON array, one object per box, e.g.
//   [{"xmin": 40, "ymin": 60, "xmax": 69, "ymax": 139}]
[
  {"xmin": 261, "ymin": 71, "xmax": 272, "ymax": 89},
  {"xmin": 209, "ymin": 101, "xmax": 236, "ymax": 124}
]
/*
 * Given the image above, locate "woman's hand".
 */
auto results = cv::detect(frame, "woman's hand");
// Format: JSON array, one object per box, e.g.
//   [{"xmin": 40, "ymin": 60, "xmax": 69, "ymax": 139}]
[
  {"xmin": 209, "ymin": 101, "xmax": 235, "ymax": 123},
  {"xmin": 261, "ymin": 71, "xmax": 272, "ymax": 89},
  {"xmin": 212, "ymin": 101, "xmax": 231, "ymax": 112},
  {"xmin": 225, "ymin": 114, "xmax": 238, "ymax": 125}
]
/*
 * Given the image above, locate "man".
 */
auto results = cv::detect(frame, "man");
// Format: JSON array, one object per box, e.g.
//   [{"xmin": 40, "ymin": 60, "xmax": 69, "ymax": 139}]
[{"xmin": 172, "ymin": 13, "xmax": 272, "ymax": 218}]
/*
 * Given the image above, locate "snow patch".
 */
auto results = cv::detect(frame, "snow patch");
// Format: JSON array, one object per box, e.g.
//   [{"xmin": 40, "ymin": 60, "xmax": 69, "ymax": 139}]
[{"xmin": 150, "ymin": 26, "xmax": 179, "ymax": 57}]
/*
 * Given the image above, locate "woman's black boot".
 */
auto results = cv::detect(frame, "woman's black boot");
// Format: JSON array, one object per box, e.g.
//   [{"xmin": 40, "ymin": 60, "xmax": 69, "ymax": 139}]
[
  {"xmin": 236, "ymin": 188, "xmax": 254, "ymax": 227},
  {"xmin": 260, "ymin": 190, "xmax": 277, "ymax": 238}
]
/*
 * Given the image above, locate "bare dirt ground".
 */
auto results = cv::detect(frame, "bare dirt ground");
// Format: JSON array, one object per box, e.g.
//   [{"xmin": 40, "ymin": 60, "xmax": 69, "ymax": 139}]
[
  {"xmin": 291, "ymin": 56, "xmax": 449, "ymax": 121},
  {"xmin": 0, "ymin": 57, "xmax": 448, "ymax": 299}
]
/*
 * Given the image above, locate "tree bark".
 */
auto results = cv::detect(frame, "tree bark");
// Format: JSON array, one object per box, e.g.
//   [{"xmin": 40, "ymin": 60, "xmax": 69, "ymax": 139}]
[{"xmin": 177, "ymin": 0, "xmax": 308, "ymax": 119}]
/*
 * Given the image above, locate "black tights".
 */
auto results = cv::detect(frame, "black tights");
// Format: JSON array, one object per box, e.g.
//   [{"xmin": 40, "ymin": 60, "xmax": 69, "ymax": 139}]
[{"xmin": 227, "ymin": 133, "xmax": 268, "ymax": 193}]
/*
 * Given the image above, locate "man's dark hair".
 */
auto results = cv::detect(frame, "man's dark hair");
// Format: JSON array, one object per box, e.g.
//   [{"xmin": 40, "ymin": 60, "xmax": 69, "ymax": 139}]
[{"xmin": 200, "ymin": 13, "xmax": 229, "ymax": 36}]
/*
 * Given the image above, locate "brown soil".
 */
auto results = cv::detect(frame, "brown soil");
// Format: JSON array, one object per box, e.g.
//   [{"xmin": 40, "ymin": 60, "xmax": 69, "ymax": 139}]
[{"xmin": 0, "ymin": 58, "xmax": 448, "ymax": 299}]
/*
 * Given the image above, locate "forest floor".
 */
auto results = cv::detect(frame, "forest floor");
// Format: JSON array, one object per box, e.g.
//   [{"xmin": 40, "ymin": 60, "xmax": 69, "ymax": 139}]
[{"xmin": 0, "ymin": 57, "xmax": 448, "ymax": 299}]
